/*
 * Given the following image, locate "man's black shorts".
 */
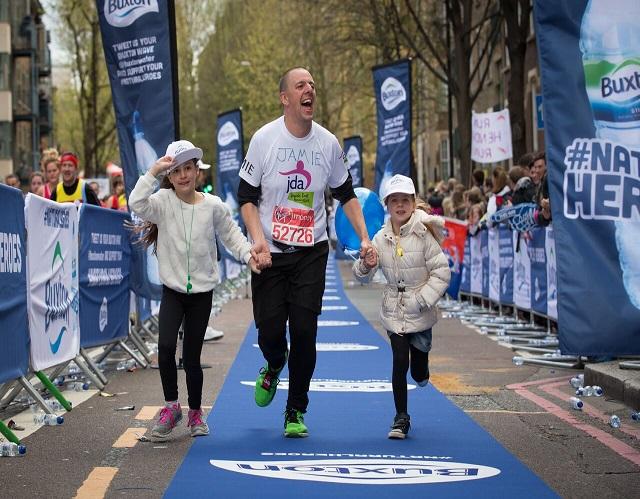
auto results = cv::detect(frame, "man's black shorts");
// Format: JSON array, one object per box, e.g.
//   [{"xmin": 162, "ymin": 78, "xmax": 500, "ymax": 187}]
[{"xmin": 251, "ymin": 241, "xmax": 329, "ymax": 328}]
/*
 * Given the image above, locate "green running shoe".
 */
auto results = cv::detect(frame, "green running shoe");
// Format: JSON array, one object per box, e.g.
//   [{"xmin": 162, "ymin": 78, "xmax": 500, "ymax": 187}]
[
  {"xmin": 254, "ymin": 353, "xmax": 287, "ymax": 407},
  {"xmin": 284, "ymin": 408, "xmax": 308, "ymax": 438}
]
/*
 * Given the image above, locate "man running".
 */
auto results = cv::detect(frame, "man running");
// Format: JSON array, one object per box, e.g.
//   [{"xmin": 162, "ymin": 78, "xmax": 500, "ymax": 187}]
[{"xmin": 238, "ymin": 67, "xmax": 375, "ymax": 438}]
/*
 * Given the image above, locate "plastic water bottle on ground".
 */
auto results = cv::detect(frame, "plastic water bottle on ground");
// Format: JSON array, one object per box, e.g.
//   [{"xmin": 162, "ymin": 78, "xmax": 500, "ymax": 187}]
[
  {"xmin": 34, "ymin": 413, "xmax": 64, "ymax": 425},
  {"xmin": 609, "ymin": 415, "xmax": 621, "ymax": 428},
  {"xmin": 631, "ymin": 411, "xmax": 640, "ymax": 421},
  {"xmin": 570, "ymin": 376, "xmax": 583, "ymax": 389},
  {"xmin": 46, "ymin": 399, "xmax": 64, "ymax": 411},
  {"xmin": 70, "ymin": 381, "xmax": 89, "ymax": 391},
  {"xmin": 1, "ymin": 442, "xmax": 26, "ymax": 457},
  {"xmin": 580, "ymin": 0, "xmax": 640, "ymax": 310},
  {"xmin": 592, "ymin": 385, "xmax": 604, "ymax": 396},
  {"xmin": 569, "ymin": 397, "xmax": 584, "ymax": 410},
  {"xmin": 512, "ymin": 356, "xmax": 524, "ymax": 366}
]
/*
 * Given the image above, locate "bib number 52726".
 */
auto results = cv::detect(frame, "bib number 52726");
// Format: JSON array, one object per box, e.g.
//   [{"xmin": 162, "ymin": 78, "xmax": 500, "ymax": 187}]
[{"xmin": 271, "ymin": 206, "xmax": 315, "ymax": 247}]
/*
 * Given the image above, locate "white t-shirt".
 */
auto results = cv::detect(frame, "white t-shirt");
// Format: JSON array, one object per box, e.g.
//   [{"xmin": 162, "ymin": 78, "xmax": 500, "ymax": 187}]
[{"xmin": 239, "ymin": 116, "xmax": 349, "ymax": 253}]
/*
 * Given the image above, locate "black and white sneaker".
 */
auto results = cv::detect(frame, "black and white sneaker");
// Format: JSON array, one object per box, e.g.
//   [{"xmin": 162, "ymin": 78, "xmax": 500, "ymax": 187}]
[{"xmin": 388, "ymin": 413, "xmax": 410, "ymax": 439}]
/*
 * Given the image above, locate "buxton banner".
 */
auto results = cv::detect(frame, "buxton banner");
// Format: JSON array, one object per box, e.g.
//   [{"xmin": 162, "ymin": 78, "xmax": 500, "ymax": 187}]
[
  {"xmin": 373, "ymin": 59, "xmax": 412, "ymax": 196},
  {"xmin": 216, "ymin": 109, "xmax": 244, "ymax": 279},
  {"xmin": 0, "ymin": 185, "xmax": 29, "ymax": 383},
  {"xmin": 97, "ymin": 0, "xmax": 176, "ymax": 300},
  {"xmin": 78, "ymin": 205, "xmax": 132, "ymax": 349},
  {"xmin": 343, "ymin": 135, "xmax": 363, "ymax": 187},
  {"xmin": 535, "ymin": 0, "xmax": 640, "ymax": 354},
  {"xmin": 25, "ymin": 195, "xmax": 80, "ymax": 371}
]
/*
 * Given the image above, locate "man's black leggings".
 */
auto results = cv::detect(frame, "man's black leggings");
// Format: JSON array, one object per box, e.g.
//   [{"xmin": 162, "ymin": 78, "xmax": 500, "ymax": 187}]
[
  {"xmin": 258, "ymin": 303, "xmax": 318, "ymax": 412},
  {"xmin": 389, "ymin": 333, "xmax": 430, "ymax": 415},
  {"xmin": 157, "ymin": 285, "xmax": 213, "ymax": 410}
]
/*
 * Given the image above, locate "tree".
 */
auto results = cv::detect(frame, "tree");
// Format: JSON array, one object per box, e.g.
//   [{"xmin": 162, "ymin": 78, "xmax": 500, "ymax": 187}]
[
  {"xmin": 501, "ymin": 0, "xmax": 532, "ymax": 161},
  {"xmin": 48, "ymin": 0, "xmax": 117, "ymax": 177},
  {"xmin": 390, "ymin": 0, "xmax": 502, "ymax": 185}
]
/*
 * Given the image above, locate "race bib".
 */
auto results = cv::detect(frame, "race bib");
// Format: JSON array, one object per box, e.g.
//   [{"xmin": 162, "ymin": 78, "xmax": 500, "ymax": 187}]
[{"xmin": 271, "ymin": 206, "xmax": 315, "ymax": 247}]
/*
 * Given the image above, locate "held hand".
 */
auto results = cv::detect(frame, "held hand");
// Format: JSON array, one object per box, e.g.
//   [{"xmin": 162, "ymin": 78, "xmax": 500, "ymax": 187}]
[
  {"xmin": 248, "ymin": 256, "xmax": 262, "ymax": 275},
  {"xmin": 250, "ymin": 240, "xmax": 272, "ymax": 271},
  {"xmin": 363, "ymin": 247, "xmax": 378, "ymax": 269},
  {"xmin": 148, "ymin": 156, "xmax": 176, "ymax": 177},
  {"xmin": 359, "ymin": 239, "xmax": 374, "ymax": 260}
]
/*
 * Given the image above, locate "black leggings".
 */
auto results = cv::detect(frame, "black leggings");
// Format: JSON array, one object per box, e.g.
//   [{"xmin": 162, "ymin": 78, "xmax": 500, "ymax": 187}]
[
  {"xmin": 390, "ymin": 333, "xmax": 430, "ymax": 415},
  {"xmin": 258, "ymin": 303, "xmax": 318, "ymax": 412},
  {"xmin": 157, "ymin": 285, "xmax": 213, "ymax": 410}
]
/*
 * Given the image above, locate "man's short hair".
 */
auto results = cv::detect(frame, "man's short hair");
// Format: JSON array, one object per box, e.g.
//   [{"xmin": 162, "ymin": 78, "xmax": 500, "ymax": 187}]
[
  {"xmin": 279, "ymin": 67, "xmax": 309, "ymax": 93},
  {"xmin": 532, "ymin": 151, "xmax": 546, "ymax": 164},
  {"xmin": 472, "ymin": 169, "xmax": 485, "ymax": 184},
  {"xmin": 517, "ymin": 152, "xmax": 535, "ymax": 168},
  {"xmin": 5, "ymin": 173, "xmax": 19, "ymax": 183}
]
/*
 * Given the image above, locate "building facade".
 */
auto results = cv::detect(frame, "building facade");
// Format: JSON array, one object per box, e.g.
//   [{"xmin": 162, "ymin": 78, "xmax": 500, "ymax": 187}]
[{"xmin": 0, "ymin": 0, "xmax": 52, "ymax": 181}]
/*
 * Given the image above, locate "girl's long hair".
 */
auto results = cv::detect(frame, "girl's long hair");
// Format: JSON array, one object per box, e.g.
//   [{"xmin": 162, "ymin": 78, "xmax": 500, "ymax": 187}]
[
  {"xmin": 127, "ymin": 175, "xmax": 174, "ymax": 253},
  {"xmin": 415, "ymin": 196, "xmax": 445, "ymax": 246}
]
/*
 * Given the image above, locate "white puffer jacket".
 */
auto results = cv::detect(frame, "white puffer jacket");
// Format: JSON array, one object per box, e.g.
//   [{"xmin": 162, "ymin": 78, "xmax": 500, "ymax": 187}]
[{"xmin": 353, "ymin": 209, "xmax": 451, "ymax": 334}]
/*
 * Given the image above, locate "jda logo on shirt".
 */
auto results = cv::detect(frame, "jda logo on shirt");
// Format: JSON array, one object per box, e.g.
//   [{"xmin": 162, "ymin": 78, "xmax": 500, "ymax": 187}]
[
  {"xmin": 380, "ymin": 77, "xmax": 407, "ymax": 111},
  {"xmin": 346, "ymin": 145, "xmax": 360, "ymax": 166},
  {"xmin": 217, "ymin": 121, "xmax": 240, "ymax": 147},
  {"xmin": 104, "ymin": 0, "xmax": 159, "ymax": 27},
  {"xmin": 210, "ymin": 459, "xmax": 501, "ymax": 484},
  {"xmin": 279, "ymin": 160, "xmax": 311, "ymax": 192}
]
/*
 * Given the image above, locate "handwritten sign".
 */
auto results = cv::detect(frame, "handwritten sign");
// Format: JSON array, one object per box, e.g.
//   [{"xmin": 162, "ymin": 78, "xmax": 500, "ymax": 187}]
[{"xmin": 471, "ymin": 109, "xmax": 513, "ymax": 163}]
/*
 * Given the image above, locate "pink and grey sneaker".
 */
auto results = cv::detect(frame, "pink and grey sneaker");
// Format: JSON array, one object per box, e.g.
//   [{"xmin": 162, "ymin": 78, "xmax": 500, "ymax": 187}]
[
  {"xmin": 151, "ymin": 402, "xmax": 182, "ymax": 441},
  {"xmin": 187, "ymin": 409, "xmax": 210, "ymax": 437}
]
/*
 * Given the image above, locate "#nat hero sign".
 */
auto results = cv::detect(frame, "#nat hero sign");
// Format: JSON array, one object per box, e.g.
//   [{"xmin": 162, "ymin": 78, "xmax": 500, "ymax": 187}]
[{"xmin": 210, "ymin": 459, "xmax": 500, "ymax": 485}]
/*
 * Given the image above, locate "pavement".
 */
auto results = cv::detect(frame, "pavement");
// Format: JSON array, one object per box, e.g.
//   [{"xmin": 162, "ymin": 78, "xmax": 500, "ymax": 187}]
[
  {"xmin": 1, "ymin": 258, "xmax": 638, "ymax": 498},
  {"xmin": 585, "ymin": 361, "xmax": 640, "ymax": 410}
]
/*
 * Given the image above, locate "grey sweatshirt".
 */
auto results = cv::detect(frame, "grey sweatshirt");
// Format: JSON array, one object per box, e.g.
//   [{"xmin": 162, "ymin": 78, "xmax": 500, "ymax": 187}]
[{"xmin": 129, "ymin": 172, "xmax": 252, "ymax": 293}]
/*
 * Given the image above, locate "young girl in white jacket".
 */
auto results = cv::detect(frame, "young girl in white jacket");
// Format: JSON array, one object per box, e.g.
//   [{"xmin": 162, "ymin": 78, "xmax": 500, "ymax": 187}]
[
  {"xmin": 129, "ymin": 140, "xmax": 269, "ymax": 441},
  {"xmin": 354, "ymin": 174, "xmax": 450, "ymax": 439}
]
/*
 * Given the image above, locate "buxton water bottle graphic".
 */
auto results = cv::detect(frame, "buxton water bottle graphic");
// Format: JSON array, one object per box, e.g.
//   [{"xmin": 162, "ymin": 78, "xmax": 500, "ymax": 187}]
[
  {"xmin": 132, "ymin": 110, "xmax": 158, "ymax": 176},
  {"xmin": 223, "ymin": 182, "xmax": 239, "ymax": 222},
  {"xmin": 580, "ymin": 0, "xmax": 640, "ymax": 310},
  {"xmin": 130, "ymin": 111, "xmax": 161, "ymax": 286}
]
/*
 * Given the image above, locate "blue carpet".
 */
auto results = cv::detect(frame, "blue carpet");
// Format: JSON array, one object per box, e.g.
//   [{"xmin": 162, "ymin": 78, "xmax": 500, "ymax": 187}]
[{"xmin": 165, "ymin": 258, "xmax": 558, "ymax": 498}]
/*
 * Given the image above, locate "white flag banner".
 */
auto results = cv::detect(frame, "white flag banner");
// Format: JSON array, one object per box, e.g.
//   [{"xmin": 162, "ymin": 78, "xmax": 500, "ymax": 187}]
[
  {"xmin": 25, "ymin": 194, "xmax": 80, "ymax": 370},
  {"xmin": 513, "ymin": 231, "xmax": 532, "ymax": 311},
  {"xmin": 471, "ymin": 109, "xmax": 513, "ymax": 163}
]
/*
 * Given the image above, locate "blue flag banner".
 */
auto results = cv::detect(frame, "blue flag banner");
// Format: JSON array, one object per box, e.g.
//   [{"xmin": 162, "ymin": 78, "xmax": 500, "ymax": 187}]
[
  {"xmin": 528, "ymin": 228, "xmax": 548, "ymax": 316},
  {"xmin": 499, "ymin": 226, "xmax": 514, "ymax": 305},
  {"xmin": 216, "ymin": 109, "xmax": 244, "ymax": 279},
  {"xmin": 0, "ymin": 185, "xmax": 29, "ymax": 384},
  {"xmin": 481, "ymin": 230, "xmax": 489, "ymax": 298},
  {"xmin": 78, "ymin": 205, "xmax": 132, "ymax": 348},
  {"xmin": 97, "ymin": 0, "xmax": 177, "ymax": 300},
  {"xmin": 372, "ymin": 59, "xmax": 412, "ymax": 196},
  {"xmin": 535, "ymin": 1, "xmax": 640, "ymax": 354},
  {"xmin": 460, "ymin": 235, "xmax": 471, "ymax": 294},
  {"xmin": 343, "ymin": 136, "xmax": 363, "ymax": 187}
]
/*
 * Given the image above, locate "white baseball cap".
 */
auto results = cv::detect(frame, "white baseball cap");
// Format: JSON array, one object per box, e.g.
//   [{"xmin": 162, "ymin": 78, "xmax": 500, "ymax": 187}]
[
  {"xmin": 165, "ymin": 140, "xmax": 203, "ymax": 173},
  {"xmin": 382, "ymin": 174, "xmax": 416, "ymax": 202},
  {"xmin": 197, "ymin": 159, "xmax": 211, "ymax": 170}
]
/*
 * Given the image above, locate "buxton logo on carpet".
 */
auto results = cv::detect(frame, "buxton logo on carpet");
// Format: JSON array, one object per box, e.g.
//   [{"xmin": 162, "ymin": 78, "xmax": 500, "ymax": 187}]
[
  {"xmin": 210, "ymin": 459, "xmax": 500, "ymax": 485},
  {"xmin": 241, "ymin": 379, "xmax": 414, "ymax": 392}
]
